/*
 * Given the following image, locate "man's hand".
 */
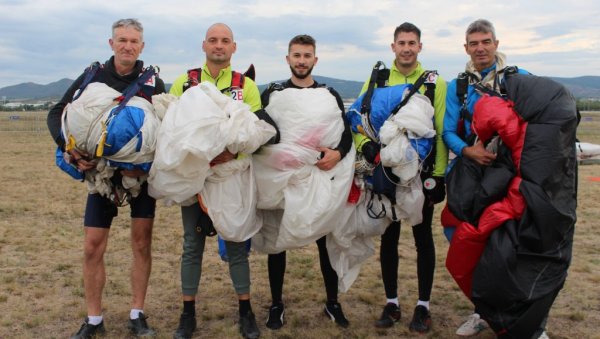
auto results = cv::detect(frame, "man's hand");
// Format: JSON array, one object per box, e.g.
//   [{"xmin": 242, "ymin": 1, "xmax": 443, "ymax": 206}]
[
  {"xmin": 66, "ymin": 149, "xmax": 96, "ymax": 171},
  {"xmin": 316, "ymin": 147, "xmax": 341, "ymax": 171},
  {"xmin": 462, "ymin": 141, "xmax": 496, "ymax": 166},
  {"xmin": 210, "ymin": 149, "xmax": 236, "ymax": 166}
]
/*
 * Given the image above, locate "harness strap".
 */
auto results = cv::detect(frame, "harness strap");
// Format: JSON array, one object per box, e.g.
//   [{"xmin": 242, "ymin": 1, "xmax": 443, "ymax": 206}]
[
  {"xmin": 183, "ymin": 67, "xmax": 246, "ymax": 94},
  {"xmin": 390, "ymin": 70, "xmax": 432, "ymax": 116},
  {"xmin": 72, "ymin": 62, "xmax": 103, "ymax": 102},
  {"xmin": 360, "ymin": 61, "xmax": 386, "ymax": 115}
]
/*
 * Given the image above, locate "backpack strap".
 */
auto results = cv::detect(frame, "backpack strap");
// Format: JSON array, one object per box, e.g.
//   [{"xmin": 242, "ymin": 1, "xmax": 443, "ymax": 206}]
[
  {"xmin": 227, "ymin": 71, "xmax": 245, "ymax": 90},
  {"xmin": 244, "ymin": 64, "xmax": 256, "ymax": 81},
  {"xmin": 422, "ymin": 70, "xmax": 437, "ymax": 105},
  {"xmin": 360, "ymin": 61, "xmax": 386, "ymax": 115},
  {"xmin": 260, "ymin": 82, "xmax": 285, "ymax": 108},
  {"xmin": 390, "ymin": 70, "xmax": 431, "ymax": 116},
  {"xmin": 113, "ymin": 66, "xmax": 158, "ymax": 114},
  {"xmin": 182, "ymin": 67, "xmax": 202, "ymax": 93},
  {"xmin": 72, "ymin": 61, "xmax": 103, "ymax": 102}
]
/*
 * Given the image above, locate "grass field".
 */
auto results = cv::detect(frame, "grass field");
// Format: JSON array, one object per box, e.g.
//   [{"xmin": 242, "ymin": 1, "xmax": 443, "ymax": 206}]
[{"xmin": 0, "ymin": 112, "xmax": 599, "ymax": 338}]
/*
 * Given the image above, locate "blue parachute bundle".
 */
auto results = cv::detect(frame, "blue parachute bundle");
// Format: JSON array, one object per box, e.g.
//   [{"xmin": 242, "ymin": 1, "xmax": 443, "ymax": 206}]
[
  {"xmin": 346, "ymin": 84, "xmax": 433, "ymax": 160},
  {"xmin": 102, "ymin": 105, "xmax": 152, "ymax": 172}
]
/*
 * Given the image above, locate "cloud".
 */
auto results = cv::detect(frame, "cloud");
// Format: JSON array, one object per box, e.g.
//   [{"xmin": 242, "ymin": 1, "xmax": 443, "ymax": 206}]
[{"xmin": 0, "ymin": 0, "xmax": 599, "ymax": 88}]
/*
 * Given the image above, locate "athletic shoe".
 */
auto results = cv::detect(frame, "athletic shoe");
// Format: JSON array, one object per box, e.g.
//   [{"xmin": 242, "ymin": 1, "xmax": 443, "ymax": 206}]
[
  {"xmin": 375, "ymin": 303, "xmax": 401, "ymax": 328},
  {"xmin": 173, "ymin": 312, "xmax": 196, "ymax": 339},
  {"xmin": 456, "ymin": 313, "xmax": 488, "ymax": 336},
  {"xmin": 324, "ymin": 302, "xmax": 350, "ymax": 328},
  {"xmin": 127, "ymin": 312, "xmax": 156, "ymax": 337},
  {"xmin": 408, "ymin": 305, "xmax": 432, "ymax": 333},
  {"xmin": 239, "ymin": 311, "xmax": 260, "ymax": 339},
  {"xmin": 265, "ymin": 303, "xmax": 285, "ymax": 330},
  {"xmin": 71, "ymin": 318, "xmax": 106, "ymax": 339}
]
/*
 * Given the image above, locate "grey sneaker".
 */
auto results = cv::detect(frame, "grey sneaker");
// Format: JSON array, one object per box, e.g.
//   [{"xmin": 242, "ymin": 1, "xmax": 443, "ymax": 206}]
[{"xmin": 456, "ymin": 313, "xmax": 488, "ymax": 336}]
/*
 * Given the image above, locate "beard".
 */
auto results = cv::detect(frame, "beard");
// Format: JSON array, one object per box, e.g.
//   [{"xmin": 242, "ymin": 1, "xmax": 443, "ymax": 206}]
[{"xmin": 289, "ymin": 64, "xmax": 314, "ymax": 79}]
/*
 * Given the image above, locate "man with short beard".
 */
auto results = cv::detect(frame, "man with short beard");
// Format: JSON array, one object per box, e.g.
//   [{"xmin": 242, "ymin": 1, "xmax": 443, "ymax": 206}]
[{"xmin": 259, "ymin": 34, "xmax": 353, "ymax": 330}]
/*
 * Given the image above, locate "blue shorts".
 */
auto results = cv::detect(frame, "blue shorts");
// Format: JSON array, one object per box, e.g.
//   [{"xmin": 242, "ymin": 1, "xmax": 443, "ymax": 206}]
[{"xmin": 83, "ymin": 181, "xmax": 156, "ymax": 228}]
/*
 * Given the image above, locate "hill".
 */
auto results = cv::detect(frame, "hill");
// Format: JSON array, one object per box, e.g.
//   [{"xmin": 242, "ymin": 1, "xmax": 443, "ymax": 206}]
[
  {"xmin": 0, "ymin": 78, "xmax": 72, "ymax": 101},
  {"xmin": 2, "ymin": 75, "xmax": 599, "ymax": 101}
]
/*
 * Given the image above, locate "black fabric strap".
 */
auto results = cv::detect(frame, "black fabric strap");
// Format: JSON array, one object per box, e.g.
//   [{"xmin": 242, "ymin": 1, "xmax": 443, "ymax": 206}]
[{"xmin": 391, "ymin": 71, "xmax": 430, "ymax": 115}]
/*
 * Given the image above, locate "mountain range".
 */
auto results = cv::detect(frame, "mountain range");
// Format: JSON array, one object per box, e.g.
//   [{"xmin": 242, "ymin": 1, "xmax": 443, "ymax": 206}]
[{"xmin": 2, "ymin": 75, "xmax": 599, "ymax": 102}]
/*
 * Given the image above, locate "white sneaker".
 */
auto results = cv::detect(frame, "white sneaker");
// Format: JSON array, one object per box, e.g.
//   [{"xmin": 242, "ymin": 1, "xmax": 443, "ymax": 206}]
[
  {"xmin": 456, "ymin": 313, "xmax": 488, "ymax": 336},
  {"xmin": 538, "ymin": 331, "xmax": 550, "ymax": 339}
]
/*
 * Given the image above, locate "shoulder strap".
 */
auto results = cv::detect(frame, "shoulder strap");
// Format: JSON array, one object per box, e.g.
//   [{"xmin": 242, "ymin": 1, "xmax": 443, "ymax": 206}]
[
  {"xmin": 230, "ymin": 71, "xmax": 245, "ymax": 89},
  {"xmin": 112, "ymin": 66, "xmax": 158, "ymax": 116},
  {"xmin": 182, "ymin": 67, "xmax": 202, "ymax": 93},
  {"xmin": 422, "ymin": 70, "xmax": 437, "ymax": 105},
  {"xmin": 244, "ymin": 64, "xmax": 256, "ymax": 81},
  {"xmin": 360, "ymin": 61, "xmax": 386, "ymax": 115},
  {"xmin": 390, "ymin": 71, "xmax": 430, "ymax": 115},
  {"xmin": 261, "ymin": 82, "xmax": 285, "ymax": 107},
  {"xmin": 72, "ymin": 61, "xmax": 103, "ymax": 102}
]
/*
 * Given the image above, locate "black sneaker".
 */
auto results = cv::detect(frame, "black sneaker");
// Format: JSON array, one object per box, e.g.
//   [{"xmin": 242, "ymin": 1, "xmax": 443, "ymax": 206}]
[
  {"xmin": 239, "ymin": 311, "xmax": 260, "ymax": 339},
  {"xmin": 173, "ymin": 312, "xmax": 197, "ymax": 339},
  {"xmin": 324, "ymin": 302, "xmax": 349, "ymax": 328},
  {"xmin": 265, "ymin": 303, "xmax": 285, "ymax": 330},
  {"xmin": 71, "ymin": 318, "xmax": 106, "ymax": 339},
  {"xmin": 375, "ymin": 303, "xmax": 401, "ymax": 328},
  {"xmin": 409, "ymin": 305, "xmax": 432, "ymax": 333},
  {"xmin": 127, "ymin": 312, "xmax": 156, "ymax": 337}
]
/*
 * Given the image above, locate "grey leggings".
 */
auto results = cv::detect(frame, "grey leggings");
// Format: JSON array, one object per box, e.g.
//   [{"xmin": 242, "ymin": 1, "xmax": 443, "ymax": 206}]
[{"xmin": 180, "ymin": 203, "xmax": 250, "ymax": 296}]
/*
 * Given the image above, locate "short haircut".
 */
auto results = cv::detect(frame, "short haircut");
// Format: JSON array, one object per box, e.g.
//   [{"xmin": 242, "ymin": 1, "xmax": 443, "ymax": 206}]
[
  {"xmin": 288, "ymin": 34, "xmax": 316, "ymax": 52},
  {"xmin": 465, "ymin": 19, "xmax": 496, "ymax": 41},
  {"xmin": 393, "ymin": 22, "xmax": 421, "ymax": 41},
  {"xmin": 112, "ymin": 18, "xmax": 143, "ymax": 40}
]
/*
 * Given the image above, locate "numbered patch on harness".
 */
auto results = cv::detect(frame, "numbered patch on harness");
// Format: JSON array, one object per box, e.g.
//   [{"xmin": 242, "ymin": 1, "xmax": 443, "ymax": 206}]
[{"xmin": 231, "ymin": 88, "xmax": 243, "ymax": 101}]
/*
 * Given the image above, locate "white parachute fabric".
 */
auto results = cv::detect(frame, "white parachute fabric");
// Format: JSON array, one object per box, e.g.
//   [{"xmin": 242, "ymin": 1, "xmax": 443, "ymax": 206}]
[
  {"xmin": 200, "ymin": 156, "xmax": 261, "ymax": 241},
  {"xmin": 61, "ymin": 82, "xmax": 161, "ymax": 196},
  {"xmin": 325, "ymin": 93, "xmax": 434, "ymax": 292},
  {"xmin": 252, "ymin": 87, "xmax": 355, "ymax": 253},
  {"xmin": 148, "ymin": 82, "xmax": 276, "ymax": 241},
  {"xmin": 326, "ymin": 177, "xmax": 424, "ymax": 292},
  {"xmin": 148, "ymin": 82, "xmax": 276, "ymax": 205},
  {"xmin": 379, "ymin": 92, "xmax": 435, "ymax": 182},
  {"xmin": 62, "ymin": 82, "xmax": 159, "ymax": 166},
  {"xmin": 577, "ymin": 141, "xmax": 600, "ymax": 161},
  {"xmin": 326, "ymin": 191, "xmax": 388, "ymax": 292}
]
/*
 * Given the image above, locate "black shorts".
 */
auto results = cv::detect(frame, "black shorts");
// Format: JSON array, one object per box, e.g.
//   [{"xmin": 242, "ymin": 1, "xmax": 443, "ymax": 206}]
[{"xmin": 83, "ymin": 181, "xmax": 156, "ymax": 228}]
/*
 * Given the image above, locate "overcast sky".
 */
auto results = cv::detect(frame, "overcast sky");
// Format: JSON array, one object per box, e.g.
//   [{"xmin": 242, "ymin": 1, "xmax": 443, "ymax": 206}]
[{"xmin": 1, "ymin": 0, "xmax": 599, "ymax": 89}]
